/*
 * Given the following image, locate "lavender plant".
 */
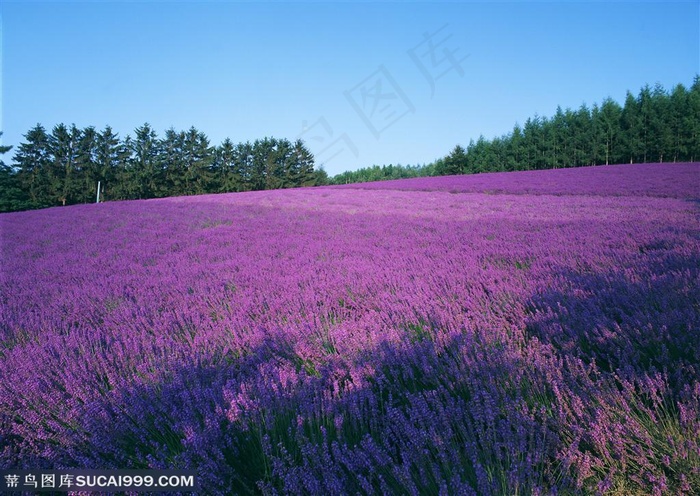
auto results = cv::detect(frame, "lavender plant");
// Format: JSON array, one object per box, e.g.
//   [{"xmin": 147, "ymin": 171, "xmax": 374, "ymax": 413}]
[{"xmin": 1, "ymin": 163, "xmax": 698, "ymax": 495}]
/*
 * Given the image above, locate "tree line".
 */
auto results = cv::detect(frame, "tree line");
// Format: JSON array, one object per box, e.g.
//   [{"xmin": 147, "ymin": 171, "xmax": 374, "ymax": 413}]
[
  {"xmin": 331, "ymin": 163, "xmax": 434, "ymax": 185},
  {"xmin": 1, "ymin": 78, "xmax": 698, "ymax": 211},
  {"xmin": 0, "ymin": 124, "xmax": 328, "ymax": 212},
  {"xmin": 328, "ymin": 78, "xmax": 700, "ymax": 184}
]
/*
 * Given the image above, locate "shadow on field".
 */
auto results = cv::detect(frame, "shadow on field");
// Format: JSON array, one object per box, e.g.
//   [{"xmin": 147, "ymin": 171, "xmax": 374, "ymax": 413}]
[
  {"xmin": 68, "ymin": 327, "xmax": 569, "ymax": 495},
  {"xmin": 5, "ymin": 250, "xmax": 698, "ymax": 494},
  {"xmin": 523, "ymin": 251, "xmax": 700, "ymax": 390}
]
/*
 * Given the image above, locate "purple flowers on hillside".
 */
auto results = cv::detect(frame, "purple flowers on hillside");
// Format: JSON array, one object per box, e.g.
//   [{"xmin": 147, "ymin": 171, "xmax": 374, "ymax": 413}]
[{"xmin": 1, "ymin": 163, "xmax": 698, "ymax": 494}]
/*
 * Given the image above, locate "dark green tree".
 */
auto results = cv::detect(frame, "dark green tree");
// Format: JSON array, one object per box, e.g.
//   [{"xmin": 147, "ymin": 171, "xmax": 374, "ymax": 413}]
[
  {"xmin": 14, "ymin": 124, "xmax": 52, "ymax": 209},
  {"xmin": 181, "ymin": 127, "xmax": 214, "ymax": 195},
  {"xmin": 313, "ymin": 165, "xmax": 329, "ymax": 186},
  {"xmin": 74, "ymin": 126, "xmax": 100, "ymax": 204},
  {"xmin": 161, "ymin": 128, "xmax": 186, "ymax": 196},
  {"xmin": 48, "ymin": 123, "xmax": 82, "ymax": 206},
  {"xmin": 130, "ymin": 123, "xmax": 162, "ymax": 199},
  {"xmin": 96, "ymin": 126, "xmax": 131, "ymax": 201},
  {"xmin": 439, "ymin": 144, "xmax": 468, "ymax": 175},
  {"xmin": 505, "ymin": 124, "xmax": 524, "ymax": 171},
  {"xmin": 236, "ymin": 141, "xmax": 255, "ymax": 191},
  {"xmin": 620, "ymin": 91, "xmax": 643, "ymax": 164},
  {"xmin": 211, "ymin": 138, "xmax": 241, "ymax": 193},
  {"xmin": 598, "ymin": 99, "xmax": 622, "ymax": 165},
  {"xmin": 0, "ymin": 134, "xmax": 27, "ymax": 212},
  {"xmin": 668, "ymin": 84, "xmax": 688, "ymax": 163},
  {"xmin": 686, "ymin": 76, "xmax": 700, "ymax": 161},
  {"xmin": 290, "ymin": 139, "xmax": 316, "ymax": 187}
]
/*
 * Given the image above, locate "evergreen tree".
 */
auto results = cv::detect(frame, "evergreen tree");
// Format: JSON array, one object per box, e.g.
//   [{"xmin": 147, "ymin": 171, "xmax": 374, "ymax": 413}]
[
  {"xmin": 291, "ymin": 139, "xmax": 316, "ymax": 187},
  {"xmin": 0, "ymin": 134, "xmax": 27, "ymax": 212},
  {"xmin": 74, "ymin": 126, "xmax": 100, "ymax": 204},
  {"xmin": 570, "ymin": 104, "xmax": 592, "ymax": 166},
  {"xmin": 161, "ymin": 128, "xmax": 186, "ymax": 196},
  {"xmin": 251, "ymin": 137, "xmax": 281, "ymax": 191},
  {"xmin": 598, "ymin": 99, "xmax": 622, "ymax": 165},
  {"xmin": 313, "ymin": 165, "xmax": 329, "ymax": 186},
  {"xmin": 211, "ymin": 138, "xmax": 240, "ymax": 193},
  {"xmin": 638, "ymin": 85, "xmax": 654, "ymax": 163},
  {"xmin": 668, "ymin": 84, "xmax": 688, "ymax": 162},
  {"xmin": 236, "ymin": 141, "xmax": 255, "ymax": 191},
  {"xmin": 14, "ymin": 124, "xmax": 52, "ymax": 208},
  {"xmin": 686, "ymin": 76, "xmax": 700, "ymax": 162},
  {"xmin": 181, "ymin": 127, "xmax": 214, "ymax": 195},
  {"xmin": 130, "ymin": 123, "xmax": 162, "ymax": 199},
  {"xmin": 47, "ymin": 123, "xmax": 82, "ymax": 206},
  {"xmin": 96, "ymin": 126, "xmax": 130, "ymax": 201},
  {"xmin": 505, "ymin": 124, "xmax": 524, "ymax": 171},
  {"xmin": 621, "ymin": 91, "xmax": 643, "ymax": 164},
  {"xmin": 649, "ymin": 83, "xmax": 673, "ymax": 162},
  {"xmin": 436, "ymin": 145, "xmax": 467, "ymax": 175},
  {"xmin": 264, "ymin": 137, "xmax": 290, "ymax": 190}
]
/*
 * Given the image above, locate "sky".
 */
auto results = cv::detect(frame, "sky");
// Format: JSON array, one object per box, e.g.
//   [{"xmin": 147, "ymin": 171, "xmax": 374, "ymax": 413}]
[{"xmin": 1, "ymin": 1, "xmax": 698, "ymax": 177}]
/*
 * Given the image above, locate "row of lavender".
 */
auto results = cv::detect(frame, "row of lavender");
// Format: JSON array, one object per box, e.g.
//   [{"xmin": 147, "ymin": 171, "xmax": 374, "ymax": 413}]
[
  {"xmin": 1, "ymin": 163, "xmax": 698, "ymax": 494},
  {"xmin": 336, "ymin": 162, "xmax": 700, "ymax": 199}
]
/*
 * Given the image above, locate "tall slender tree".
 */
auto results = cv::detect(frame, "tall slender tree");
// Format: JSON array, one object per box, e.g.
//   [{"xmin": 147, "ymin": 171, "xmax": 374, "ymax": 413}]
[
  {"xmin": 74, "ymin": 126, "xmax": 100, "ymax": 203},
  {"xmin": 96, "ymin": 126, "xmax": 130, "ymax": 201},
  {"xmin": 47, "ymin": 124, "xmax": 82, "ymax": 206},
  {"xmin": 211, "ymin": 138, "xmax": 240, "ymax": 193},
  {"xmin": 290, "ymin": 139, "xmax": 316, "ymax": 187},
  {"xmin": 0, "ymin": 133, "xmax": 26, "ymax": 212},
  {"xmin": 181, "ymin": 127, "xmax": 214, "ymax": 195},
  {"xmin": 598, "ymin": 98, "xmax": 622, "ymax": 166},
  {"xmin": 14, "ymin": 124, "xmax": 51, "ymax": 208},
  {"xmin": 686, "ymin": 76, "xmax": 700, "ymax": 162},
  {"xmin": 130, "ymin": 123, "xmax": 162, "ymax": 199}
]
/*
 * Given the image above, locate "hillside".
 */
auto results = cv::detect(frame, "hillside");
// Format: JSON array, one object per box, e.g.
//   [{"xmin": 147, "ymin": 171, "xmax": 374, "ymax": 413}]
[{"xmin": 1, "ymin": 163, "xmax": 699, "ymax": 494}]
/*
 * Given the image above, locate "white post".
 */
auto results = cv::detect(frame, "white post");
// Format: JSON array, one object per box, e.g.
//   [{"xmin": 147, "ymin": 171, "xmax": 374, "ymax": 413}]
[{"xmin": 96, "ymin": 181, "xmax": 101, "ymax": 203}]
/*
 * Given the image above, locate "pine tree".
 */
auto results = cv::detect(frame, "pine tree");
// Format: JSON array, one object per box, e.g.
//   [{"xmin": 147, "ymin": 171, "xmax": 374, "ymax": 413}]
[
  {"xmin": 181, "ymin": 127, "xmax": 214, "ymax": 195},
  {"xmin": 291, "ymin": 139, "xmax": 316, "ymax": 187},
  {"xmin": 686, "ymin": 76, "xmax": 700, "ymax": 162},
  {"xmin": 161, "ymin": 128, "xmax": 186, "ymax": 196},
  {"xmin": 14, "ymin": 125, "xmax": 52, "ymax": 208},
  {"xmin": 48, "ymin": 124, "xmax": 82, "ymax": 206},
  {"xmin": 571, "ymin": 104, "xmax": 592, "ymax": 166},
  {"xmin": 637, "ymin": 85, "xmax": 654, "ymax": 163},
  {"xmin": 621, "ymin": 91, "xmax": 643, "ymax": 164},
  {"xmin": 648, "ymin": 83, "xmax": 672, "ymax": 163},
  {"xmin": 212, "ymin": 138, "xmax": 240, "ymax": 193},
  {"xmin": 506, "ymin": 124, "xmax": 524, "ymax": 171},
  {"xmin": 668, "ymin": 84, "xmax": 688, "ymax": 162},
  {"xmin": 0, "ymin": 133, "xmax": 27, "ymax": 212},
  {"xmin": 96, "ymin": 126, "xmax": 130, "ymax": 201},
  {"xmin": 130, "ymin": 123, "xmax": 162, "ymax": 199},
  {"xmin": 598, "ymin": 98, "xmax": 622, "ymax": 165},
  {"xmin": 437, "ymin": 144, "xmax": 467, "ymax": 175},
  {"xmin": 236, "ymin": 141, "xmax": 255, "ymax": 191},
  {"xmin": 74, "ymin": 126, "xmax": 100, "ymax": 203}
]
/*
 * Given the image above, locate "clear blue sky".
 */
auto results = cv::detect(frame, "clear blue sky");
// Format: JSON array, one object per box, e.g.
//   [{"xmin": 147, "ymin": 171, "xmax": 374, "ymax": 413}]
[{"xmin": 2, "ymin": 1, "xmax": 698, "ymax": 176}]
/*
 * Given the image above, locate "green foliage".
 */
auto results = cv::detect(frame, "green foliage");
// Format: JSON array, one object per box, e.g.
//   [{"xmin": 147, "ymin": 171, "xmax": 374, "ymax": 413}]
[
  {"xmin": 1, "ymin": 125, "xmax": 320, "ymax": 212},
  {"xmin": 329, "ymin": 77, "xmax": 699, "ymax": 185},
  {"xmin": 2, "ymin": 78, "xmax": 697, "ymax": 211},
  {"xmin": 330, "ymin": 162, "xmax": 433, "ymax": 185}
]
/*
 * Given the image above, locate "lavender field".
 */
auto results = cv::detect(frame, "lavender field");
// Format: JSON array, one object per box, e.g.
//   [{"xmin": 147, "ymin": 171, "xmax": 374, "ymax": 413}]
[{"xmin": 1, "ymin": 163, "xmax": 699, "ymax": 495}]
